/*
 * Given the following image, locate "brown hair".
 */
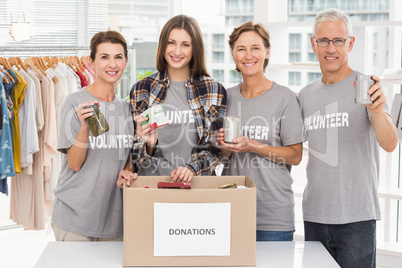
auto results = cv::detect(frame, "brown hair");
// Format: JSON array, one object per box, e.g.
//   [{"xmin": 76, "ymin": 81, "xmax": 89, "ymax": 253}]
[
  {"xmin": 90, "ymin": 30, "xmax": 128, "ymax": 61},
  {"xmin": 228, "ymin": 21, "xmax": 271, "ymax": 72},
  {"xmin": 156, "ymin": 15, "xmax": 209, "ymax": 77}
]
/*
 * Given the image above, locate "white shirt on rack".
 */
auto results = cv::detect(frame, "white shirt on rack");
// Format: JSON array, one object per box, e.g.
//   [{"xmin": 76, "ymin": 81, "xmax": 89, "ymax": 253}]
[
  {"xmin": 26, "ymin": 68, "xmax": 44, "ymax": 132},
  {"xmin": 18, "ymin": 69, "xmax": 39, "ymax": 168}
]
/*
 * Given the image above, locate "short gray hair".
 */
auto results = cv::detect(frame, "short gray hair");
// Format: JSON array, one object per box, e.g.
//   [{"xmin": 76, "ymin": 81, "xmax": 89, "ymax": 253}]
[{"xmin": 312, "ymin": 8, "xmax": 353, "ymax": 38}]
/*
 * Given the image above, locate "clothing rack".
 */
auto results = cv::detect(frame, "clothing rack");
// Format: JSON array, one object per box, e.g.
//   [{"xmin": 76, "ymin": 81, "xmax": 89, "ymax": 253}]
[
  {"xmin": 0, "ymin": 46, "xmax": 90, "ymax": 51},
  {"xmin": 0, "ymin": 46, "xmax": 134, "ymax": 58},
  {"xmin": 0, "ymin": 45, "xmax": 135, "ymax": 51},
  {"xmin": 0, "ymin": 46, "xmax": 91, "ymax": 58}
]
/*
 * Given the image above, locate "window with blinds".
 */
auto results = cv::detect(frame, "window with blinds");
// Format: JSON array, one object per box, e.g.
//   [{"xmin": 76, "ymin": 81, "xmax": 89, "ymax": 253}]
[{"xmin": 0, "ymin": 0, "xmax": 108, "ymax": 53}]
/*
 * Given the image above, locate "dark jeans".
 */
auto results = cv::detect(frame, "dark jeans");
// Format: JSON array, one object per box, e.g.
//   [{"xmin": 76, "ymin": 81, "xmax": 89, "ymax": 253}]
[
  {"xmin": 304, "ymin": 220, "xmax": 376, "ymax": 268},
  {"xmin": 256, "ymin": 230, "xmax": 294, "ymax": 241}
]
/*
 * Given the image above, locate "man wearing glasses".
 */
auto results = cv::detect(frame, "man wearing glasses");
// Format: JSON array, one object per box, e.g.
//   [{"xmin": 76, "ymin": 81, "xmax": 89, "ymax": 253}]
[{"xmin": 298, "ymin": 8, "xmax": 397, "ymax": 268}]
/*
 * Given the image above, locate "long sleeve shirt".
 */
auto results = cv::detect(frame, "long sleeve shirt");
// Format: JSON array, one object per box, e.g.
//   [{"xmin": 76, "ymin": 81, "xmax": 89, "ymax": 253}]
[{"xmin": 130, "ymin": 71, "xmax": 227, "ymax": 175}]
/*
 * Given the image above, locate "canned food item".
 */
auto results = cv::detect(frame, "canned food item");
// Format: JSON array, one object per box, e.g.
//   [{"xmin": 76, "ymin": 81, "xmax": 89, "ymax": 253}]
[
  {"xmin": 85, "ymin": 104, "xmax": 109, "ymax": 137},
  {"xmin": 223, "ymin": 116, "xmax": 241, "ymax": 143},
  {"xmin": 355, "ymin": 74, "xmax": 374, "ymax": 104},
  {"xmin": 218, "ymin": 183, "xmax": 237, "ymax": 189}
]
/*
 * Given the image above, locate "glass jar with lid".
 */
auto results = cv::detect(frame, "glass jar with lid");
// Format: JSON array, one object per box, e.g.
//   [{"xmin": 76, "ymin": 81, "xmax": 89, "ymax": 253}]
[{"xmin": 85, "ymin": 104, "xmax": 109, "ymax": 137}]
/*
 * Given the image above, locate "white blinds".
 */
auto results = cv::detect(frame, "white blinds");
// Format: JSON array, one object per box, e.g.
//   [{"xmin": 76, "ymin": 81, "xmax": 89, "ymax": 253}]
[{"xmin": 0, "ymin": 0, "xmax": 108, "ymax": 53}]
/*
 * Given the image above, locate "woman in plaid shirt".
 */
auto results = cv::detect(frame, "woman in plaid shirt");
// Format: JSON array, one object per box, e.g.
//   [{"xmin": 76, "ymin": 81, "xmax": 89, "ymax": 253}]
[{"xmin": 129, "ymin": 15, "xmax": 227, "ymax": 182}]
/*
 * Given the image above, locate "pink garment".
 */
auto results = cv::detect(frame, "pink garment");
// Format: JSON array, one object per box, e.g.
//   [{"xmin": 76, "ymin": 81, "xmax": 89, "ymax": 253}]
[
  {"xmin": 76, "ymin": 71, "xmax": 88, "ymax": 88},
  {"xmin": 84, "ymin": 64, "xmax": 95, "ymax": 80},
  {"xmin": 84, "ymin": 69, "xmax": 94, "ymax": 86},
  {"xmin": 42, "ymin": 74, "xmax": 57, "ymax": 181},
  {"xmin": 10, "ymin": 137, "xmax": 46, "ymax": 230}
]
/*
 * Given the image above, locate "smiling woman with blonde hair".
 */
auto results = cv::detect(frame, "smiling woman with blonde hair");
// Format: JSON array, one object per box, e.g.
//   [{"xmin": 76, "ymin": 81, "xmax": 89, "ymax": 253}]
[
  {"xmin": 217, "ymin": 21, "xmax": 306, "ymax": 241},
  {"xmin": 52, "ymin": 30, "xmax": 136, "ymax": 241}
]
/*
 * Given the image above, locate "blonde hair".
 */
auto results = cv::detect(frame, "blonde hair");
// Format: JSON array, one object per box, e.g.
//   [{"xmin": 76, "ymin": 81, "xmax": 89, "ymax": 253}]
[
  {"xmin": 228, "ymin": 21, "xmax": 271, "ymax": 72},
  {"xmin": 90, "ymin": 31, "xmax": 128, "ymax": 61}
]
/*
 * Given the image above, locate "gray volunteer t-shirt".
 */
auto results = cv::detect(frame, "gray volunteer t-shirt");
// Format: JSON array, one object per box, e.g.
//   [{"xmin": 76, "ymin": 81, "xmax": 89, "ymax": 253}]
[
  {"xmin": 224, "ymin": 82, "xmax": 305, "ymax": 232},
  {"xmin": 298, "ymin": 71, "xmax": 386, "ymax": 224},
  {"xmin": 138, "ymin": 81, "xmax": 198, "ymax": 175},
  {"xmin": 52, "ymin": 87, "xmax": 134, "ymax": 238}
]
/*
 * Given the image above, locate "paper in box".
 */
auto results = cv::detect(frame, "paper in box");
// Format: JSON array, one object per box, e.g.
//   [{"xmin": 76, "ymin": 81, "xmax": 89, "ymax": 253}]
[
  {"xmin": 141, "ymin": 105, "xmax": 169, "ymax": 133},
  {"xmin": 123, "ymin": 176, "xmax": 256, "ymax": 267}
]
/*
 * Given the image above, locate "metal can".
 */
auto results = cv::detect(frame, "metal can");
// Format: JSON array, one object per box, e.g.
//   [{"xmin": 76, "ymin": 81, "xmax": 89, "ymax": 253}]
[
  {"xmin": 85, "ymin": 104, "xmax": 109, "ymax": 137},
  {"xmin": 355, "ymin": 74, "xmax": 374, "ymax": 104},
  {"xmin": 223, "ymin": 116, "xmax": 241, "ymax": 143},
  {"xmin": 218, "ymin": 183, "xmax": 237, "ymax": 189}
]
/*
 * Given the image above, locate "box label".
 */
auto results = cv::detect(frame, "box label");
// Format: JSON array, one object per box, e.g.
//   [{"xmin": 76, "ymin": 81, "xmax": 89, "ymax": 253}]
[{"xmin": 154, "ymin": 203, "xmax": 231, "ymax": 256}]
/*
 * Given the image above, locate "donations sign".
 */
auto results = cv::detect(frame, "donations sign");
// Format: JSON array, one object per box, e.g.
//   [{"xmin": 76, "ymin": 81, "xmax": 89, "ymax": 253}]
[{"xmin": 154, "ymin": 203, "xmax": 231, "ymax": 256}]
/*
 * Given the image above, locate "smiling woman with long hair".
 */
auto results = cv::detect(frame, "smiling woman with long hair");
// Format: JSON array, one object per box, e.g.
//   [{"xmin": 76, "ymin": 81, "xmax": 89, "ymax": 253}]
[{"xmin": 126, "ymin": 15, "xmax": 227, "ymax": 182}]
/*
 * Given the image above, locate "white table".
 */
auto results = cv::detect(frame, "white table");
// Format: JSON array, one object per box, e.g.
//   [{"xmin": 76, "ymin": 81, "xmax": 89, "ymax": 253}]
[{"xmin": 34, "ymin": 241, "xmax": 340, "ymax": 267}]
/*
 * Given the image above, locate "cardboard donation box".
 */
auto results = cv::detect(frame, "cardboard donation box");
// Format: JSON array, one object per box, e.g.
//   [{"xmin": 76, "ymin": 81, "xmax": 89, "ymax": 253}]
[{"xmin": 123, "ymin": 176, "xmax": 256, "ymax": 267}]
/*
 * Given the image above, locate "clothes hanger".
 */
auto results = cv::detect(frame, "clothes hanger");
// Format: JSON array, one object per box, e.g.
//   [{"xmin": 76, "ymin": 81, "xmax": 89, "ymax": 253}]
[
  {"xmin": 0, "ymin": 61, "xmax": 15, "ymax": 83},
  {"xmin": 32, "ymin": 57, "xmax": 47, "ymax": 77},
  {"xmin": 38, "ymin": 57, "xmax": 57, "ymax": 83},
  {"xmin": 80, "ymin": 56, "xmax": 87, "ymax": 67},
  {"xmin": 37, "ymin": 57, "xmax": 48, "ymax": 71},
  {"xmin": 64, "ymin": 56, "xmax": 77, "ymax": 72},
  {"xmin": 74, "ymin": 56, "xmax": 88, "ymax": 81},
  {"xmin": 83, "ymin": 56, "xmax": 94, "ymax": 73},
  {"xmin": 43, "ymin": 56, "xmax": 55, "ymax": 69},
  {"xmin": 16, "ymin": 57, "xmax": 28, "ymax": 72},
  {"xmin": 8, "ymin": 57, "xmax": 20, "ymax": 70},
  {"xmin": 72, "ymin": 56, "xmax": 84, "ymax": 73},
  {"xmin": 7, "ymin": 57, "xmax": 22, "ymax": 83},
  {"xmin": 2, "ymin": 74, "xmax": 10, "ymax": 84},
  {"xmin": 23, "ymin": 57, "xmax": 44, "ymax": 79},
  {"xmin": 51, "ymin": 56, "xmax": 59, "ymax": 66},
  {"xmin": 71, "ymin": 56, "xmax": 88, "ymax": 81},
  {"xmin": 0, "ymin": 57, "xmax": 12, "ymax": 70}
]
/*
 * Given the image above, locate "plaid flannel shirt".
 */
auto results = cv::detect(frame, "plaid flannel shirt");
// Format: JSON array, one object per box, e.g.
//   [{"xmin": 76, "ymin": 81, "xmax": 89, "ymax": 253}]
[{"xmin": 130, "ymin": 71, "xmax": 227, "ymax": 175}]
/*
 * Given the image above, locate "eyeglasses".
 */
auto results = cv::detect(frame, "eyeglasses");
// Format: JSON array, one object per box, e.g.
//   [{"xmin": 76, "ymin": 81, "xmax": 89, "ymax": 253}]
[{"xmin": 314, "ymin": 37, "xmax": 351, "ymax": 47}]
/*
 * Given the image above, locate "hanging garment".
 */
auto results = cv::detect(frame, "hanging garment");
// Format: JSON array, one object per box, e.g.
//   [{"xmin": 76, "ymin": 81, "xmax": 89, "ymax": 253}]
[
  {"xmin": 0, "ymin": 72, "xmax": 16, "ymax": 194},
  {"xmin": 2, "ymin": 70, "xmax": 14, "ymax": 125},
  {"xmin": 76, "ymin": 71, "xmax": 88, "ymax": 88},
  {"xmin": 83, "ymin": 68, "xmax": 94, "ymax": 85},
  {"xmin": 9, "ymin": 69, "xmax": 27, "ymax": 174},
  {"xmin": 2, "ymin": 70, "xmax": 14, "ymax": 96},
  {"xmin": 57, "ymin": 62, "xmax": 78, "ymax": 94},
  {"xmin": 42, "ymin": 71, "xmax": 57, "ymax": 181},
  {"xmin": 5, "ymin": 70, "xmax": 16, "ymax": 142},
  {"xmin": 45, "ymin": 68, "xmax": 67, "ymax": 207},
  {"xmin": 84, "ymin": 63, "xmax": 95, "ymax": 80},
  {"xmin": 27, "ymin": 68, "xmax": 44, "ymax": 132},
  {"xmin": 18, "ymin": 69, "xmax": 39, "ymax": 168},
  {"xmin": 67, "ymin": 66, "xmax": 82, "ymax": 92}
]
